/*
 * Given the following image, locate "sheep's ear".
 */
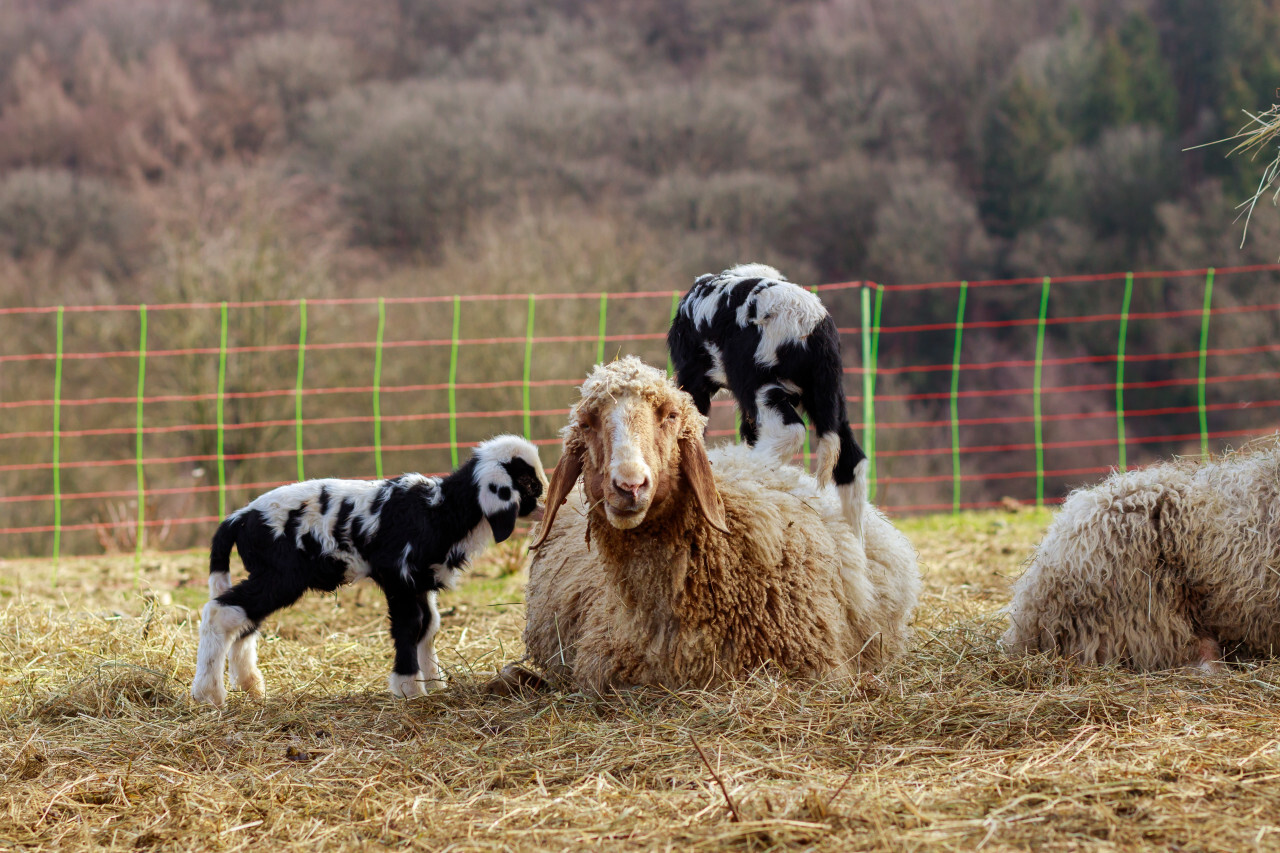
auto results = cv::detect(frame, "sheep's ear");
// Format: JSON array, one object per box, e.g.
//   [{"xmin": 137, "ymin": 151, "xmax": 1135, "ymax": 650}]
[
  {"xmin": 486, "ymin": 504, "xmax": 519, "ymax": 544},
  {"xmin": 530, "ymin": 448, "xmax": 583, "ymax": 550},
  {"xmin": 679, "ymin": 435, "xmax": 729, "ymax": 535}
]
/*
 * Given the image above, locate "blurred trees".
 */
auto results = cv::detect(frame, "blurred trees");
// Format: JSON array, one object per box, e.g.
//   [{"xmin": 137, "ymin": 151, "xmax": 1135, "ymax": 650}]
[{"xmin": 0, "ymin": 0, "xmax": 1274, "ymax": 294}]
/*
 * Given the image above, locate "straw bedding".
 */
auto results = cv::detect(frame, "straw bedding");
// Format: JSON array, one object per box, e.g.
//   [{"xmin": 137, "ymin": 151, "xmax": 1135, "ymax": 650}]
[{"xmin": 4, "ymin": 510, "xmax": 1280, "ymax": 852}]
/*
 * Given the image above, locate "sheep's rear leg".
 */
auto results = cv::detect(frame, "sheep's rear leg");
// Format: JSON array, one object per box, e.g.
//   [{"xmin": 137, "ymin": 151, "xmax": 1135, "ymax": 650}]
[
  {"xmin": 191, "ymin": 601, "xmax": 254, "ymax": 706},
  {"xmin": 196, "ymin": 564, "xmax": 310, "ymax": 705},
  {"xmin": 227, "ymin": 630, "xmax": 266, "ymax": 698}
]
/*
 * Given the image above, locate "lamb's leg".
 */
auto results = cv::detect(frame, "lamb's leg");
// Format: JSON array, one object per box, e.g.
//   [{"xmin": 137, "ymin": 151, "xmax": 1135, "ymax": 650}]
[
  {"xmin": 416, "ymin": 591, "xmax": 445, "ymax": 688},
  {"xmin": 201, "ymin": 562, "xmax": 309, "ymax": 704},
  {"xmin": 191, "ymin": 600, "xmax": 253, "ymax": 706},
  {"xmin": 227, "ymin": 630, "xmax": 266, "ymax": 698},
  {"xmin": 753, "ymin": 384, "xmax": 806, "ymax": 466},
  {"xmin": 385, "ymin": 591, "xmax": 426, "ymax": 698}
]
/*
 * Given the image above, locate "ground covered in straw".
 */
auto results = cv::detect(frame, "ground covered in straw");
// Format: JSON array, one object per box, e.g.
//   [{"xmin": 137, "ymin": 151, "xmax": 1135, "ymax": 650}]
[{"xmin": 4, "ymin": 509, "xmax": 1280, "ymax": 852}]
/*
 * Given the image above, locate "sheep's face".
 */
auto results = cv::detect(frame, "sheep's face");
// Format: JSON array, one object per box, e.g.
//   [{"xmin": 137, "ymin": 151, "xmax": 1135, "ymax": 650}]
[
  {"xmin": 576, "ymin": 388, "xmax": 682, "ymax": 529},
  {"xmin": 533, "ymin": 357, "xmax": 727, "ymax": 546}
]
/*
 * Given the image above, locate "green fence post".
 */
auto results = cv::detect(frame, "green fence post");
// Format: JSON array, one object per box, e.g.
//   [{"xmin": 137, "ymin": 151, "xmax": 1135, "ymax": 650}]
[
  {"xmin": 869, "ymin": 286, "xmax": 884, "ymax": 500},
  {"xmin": 448, "ymin": 295, "xmax": 461, "ymax": 468},
  {"xmin": 1033, "ymin": 278, "xmax": 1051, "ymax": 508},
  {"xmin": 860, "ymin": 286, "xmax": 878, "ymax": 500},
  {"xmin": 950, "ymin": 282, "xmax": 969, "ymax": 515},
  {"xmin": 373, "ymin": 297, "xmax": 386, "ymax": 479},
  {"xmin": 522, "ymin": 294, "xmax": 536, "ymax": 440},
  {"xmin": 1198, "ymin": 268, "xmax": 1215, "ymax": 458},
  {"xmin": 135, "ymin": 305, "xmax": 148, "ymax": 579},
  {"xmin": 216, "ymin": 301, "xmax": 228, "ymax": 518},
  {"xmin": 51, "ymin": 306, "xmax": 64, "ymax": 583},
  {"xmin": 294, "ymin": 299, "xmax": 307, "ymax": 481},
  {"xmin": 1115, "ymin": 273, "xmax": 1133, "ymax": 472},
  {"xmin": 596, "ymin": 292, "xmax": 608, "ymax": 365}
]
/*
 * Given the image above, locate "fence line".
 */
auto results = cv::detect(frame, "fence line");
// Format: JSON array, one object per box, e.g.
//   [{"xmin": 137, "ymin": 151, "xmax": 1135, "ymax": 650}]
[{"xmin": 4, "ymin": 264, "xmax": 1280, "ymax": 559}]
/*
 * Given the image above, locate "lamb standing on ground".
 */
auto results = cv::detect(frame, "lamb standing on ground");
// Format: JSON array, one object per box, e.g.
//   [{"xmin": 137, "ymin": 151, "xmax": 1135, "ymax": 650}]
[
  {"xmin": 1003, "ymin": 443, "xmax": 1280, "ymax": 671},
  {"xmin": 510, "ymin": 356, "xmax": 917, "ymax": 693},
  {"xmin": 191, "ymin": 436, "xmax": 546, "ymax": 706},
  {"xmin": 667, "ymin": 263, "xmax": 867, "ymax": 535}
]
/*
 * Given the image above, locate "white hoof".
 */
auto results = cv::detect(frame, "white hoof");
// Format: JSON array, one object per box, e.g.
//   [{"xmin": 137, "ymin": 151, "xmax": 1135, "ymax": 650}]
[
  {"xmin": 191, "ymin": 677, "xmax": 227, "ymax": 707},
  {"xmin": 388, "ymin": 672, "xmax": 427, "ymax": 699},
  {"xmin": 234, "ymin": 669, "xmax": 266, "ymax": 698}
]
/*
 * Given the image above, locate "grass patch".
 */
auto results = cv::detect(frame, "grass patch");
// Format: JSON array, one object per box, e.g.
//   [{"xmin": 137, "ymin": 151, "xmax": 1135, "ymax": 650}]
[{"xmin": 3, "ymin": 509, "xmax": 1279, "ymax": 851}]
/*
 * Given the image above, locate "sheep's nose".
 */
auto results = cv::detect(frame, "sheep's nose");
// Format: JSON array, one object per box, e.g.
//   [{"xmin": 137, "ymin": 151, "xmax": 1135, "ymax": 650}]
[{"xmin": 611, "ymin": 475, "xmax": 649, "ymax": 501}]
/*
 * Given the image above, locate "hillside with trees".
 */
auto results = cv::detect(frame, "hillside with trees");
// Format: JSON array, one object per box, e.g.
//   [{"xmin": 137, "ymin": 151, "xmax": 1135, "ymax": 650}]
[{"xmin": 0, "ymin": 0, "xmax": 1277, "ymax": 308}]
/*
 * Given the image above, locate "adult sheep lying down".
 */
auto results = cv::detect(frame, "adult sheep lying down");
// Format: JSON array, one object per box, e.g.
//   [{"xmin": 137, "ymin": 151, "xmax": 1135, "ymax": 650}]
[
  {"xmin": 1003, "ymin": 443, "xmax": 1280, "ymax": 671},
  {"xmin": 517, "ymin": 356, "xmax": 920, "ymax": 692}
]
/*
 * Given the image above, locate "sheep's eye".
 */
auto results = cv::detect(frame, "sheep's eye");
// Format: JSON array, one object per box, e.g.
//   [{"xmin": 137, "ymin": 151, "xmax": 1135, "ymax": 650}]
[{"xmin": 662, "ymin": 409, "xmax": 679, "ymax": 423}]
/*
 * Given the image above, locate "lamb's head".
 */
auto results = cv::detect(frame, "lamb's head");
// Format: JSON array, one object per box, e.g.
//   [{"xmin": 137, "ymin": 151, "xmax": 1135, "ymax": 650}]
[
  {"xmin": 532, "ymin": 356, "xmax": 728, "ymax": 547},
  {"xmin": 471, "ymin": 435, "xmax": 548, "ymax": 543}
]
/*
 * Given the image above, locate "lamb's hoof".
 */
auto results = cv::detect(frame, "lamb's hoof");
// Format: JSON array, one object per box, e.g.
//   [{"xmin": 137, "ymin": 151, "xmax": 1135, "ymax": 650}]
[
  {"xmin": 236, "ymin": 672, "xmax": 266, "ymax": 699},
  {"xmin": 388, "ymin": 672, "xmax": 428, "ymax": 699},
  {"xmin": 191, "ymin": 681, "xmax": 227, "ymax": 707},
  {"xmin": 481, "ymin": 664, "xmax": 549, "ymax": 697}
]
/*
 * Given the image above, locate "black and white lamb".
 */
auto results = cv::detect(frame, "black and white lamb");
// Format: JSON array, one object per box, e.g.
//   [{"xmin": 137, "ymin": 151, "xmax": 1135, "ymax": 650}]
[
  {"xmin": 667, "ymin": 263, "xmax": 868, "ymax": 535},
  {"xmin": 190, "ymin": 435, "xmax": 546, "ymax": 706}
]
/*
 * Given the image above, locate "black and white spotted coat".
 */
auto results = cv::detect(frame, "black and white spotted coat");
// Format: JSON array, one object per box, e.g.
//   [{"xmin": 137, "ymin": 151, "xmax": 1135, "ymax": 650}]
[
  {"xmin": 667, "ymin": 263, "xmax": 868, "ymax": 535},
  {"xmin": 190, "ymin": 435, "xmax": 546, "ymax": 705}
]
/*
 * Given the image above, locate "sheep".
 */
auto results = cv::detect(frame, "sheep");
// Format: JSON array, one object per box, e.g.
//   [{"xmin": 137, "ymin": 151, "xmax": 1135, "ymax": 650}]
[
  {"xmin": 190, "ymin": 435, "xmax": 546, "ymax": 706},
  {"xmin": 667, "ymin": 263, "xmax": 868, "ymax": 537},
  {"xmin": 513, "ymin": 356, "xmax": 919, "ymax": 693},
  {"xmin": 1002, "ymin": 442, "xmax": 1280, "ymax": 672}
]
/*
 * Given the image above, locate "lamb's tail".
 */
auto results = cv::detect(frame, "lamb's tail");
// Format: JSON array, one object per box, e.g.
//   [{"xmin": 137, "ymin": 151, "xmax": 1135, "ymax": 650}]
[
  {"xmin": 819, "ymin": 424, "xmax": 868, "ymax": 541},
  {"xmin": 208, "ymin": 514, "xmax": 242, "ymax": 599}
]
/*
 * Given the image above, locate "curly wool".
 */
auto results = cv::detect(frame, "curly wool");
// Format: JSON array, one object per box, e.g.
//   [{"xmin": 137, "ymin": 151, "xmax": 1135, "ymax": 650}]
[
  {"xmin": 524, "ymin": 360, "xmax": 919, "ymax": 692},
  {"xmin": 1002, "ymin": 442, "xmax": 1280, "ymax": 670}
]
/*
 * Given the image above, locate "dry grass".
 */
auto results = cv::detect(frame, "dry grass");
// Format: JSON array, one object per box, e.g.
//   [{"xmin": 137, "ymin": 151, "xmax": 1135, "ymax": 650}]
[{"xmin": 4, "ymin": 509, "xmax": 1280, "ymax": 851}]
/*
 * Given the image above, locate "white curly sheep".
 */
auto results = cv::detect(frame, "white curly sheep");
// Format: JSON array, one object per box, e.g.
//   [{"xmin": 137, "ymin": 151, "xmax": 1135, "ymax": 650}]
[{"xmin": 1003, "ymin": 442, "xmax": 1280, "ymax": 672}]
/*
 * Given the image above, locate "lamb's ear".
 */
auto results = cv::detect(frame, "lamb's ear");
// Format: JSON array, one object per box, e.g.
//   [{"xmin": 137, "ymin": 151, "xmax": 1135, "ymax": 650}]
[
  {"xmin": 679, "ymin": 435, "xmax": 728, "ymax": 535},
  {"xmin": 486, "ymin": 504, "xmax": 519, "ymax": 544},
  {"xmin": 530, "ymin": 448, "xmax": 583, "ymax": 550}
]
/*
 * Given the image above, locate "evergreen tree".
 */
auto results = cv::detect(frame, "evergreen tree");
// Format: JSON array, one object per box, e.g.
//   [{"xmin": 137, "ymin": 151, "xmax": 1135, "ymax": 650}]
[{"xmin": 980, "ymin": 73, "xmax": 1067, "ymax": 240}]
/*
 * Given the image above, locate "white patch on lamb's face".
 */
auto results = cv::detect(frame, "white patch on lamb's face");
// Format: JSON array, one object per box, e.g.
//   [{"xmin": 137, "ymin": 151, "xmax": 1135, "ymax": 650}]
[
  {"xmin": 704, "ymin": 342, "xmax": 728, "ymax": 386},
  {"xmin": 473, "ymin": 436, "xmax": 546, "ymax": 516},
  {"xmin": 752, "ymin": 284, "xmax": 827, "ymax": 368},
  {"xmin": 398, "ymin": 543, "xmax": 414, "ymax": 585}
]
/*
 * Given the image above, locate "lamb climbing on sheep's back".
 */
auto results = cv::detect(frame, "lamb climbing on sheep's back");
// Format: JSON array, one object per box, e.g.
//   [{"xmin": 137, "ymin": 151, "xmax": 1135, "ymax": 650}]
[
  {"xmin": 517, "ymin": 356, "xmax": 919, "ymax": 693},
  {"xmin": 1003, "ymin": 441, "xmax": 1280, "ymax": 672}
]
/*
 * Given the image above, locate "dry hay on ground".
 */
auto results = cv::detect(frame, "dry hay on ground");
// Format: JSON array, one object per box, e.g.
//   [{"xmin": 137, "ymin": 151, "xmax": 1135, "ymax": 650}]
[{"xmin": 3, "ymin": 509, "xmax": 1280, "ymax": 852}]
